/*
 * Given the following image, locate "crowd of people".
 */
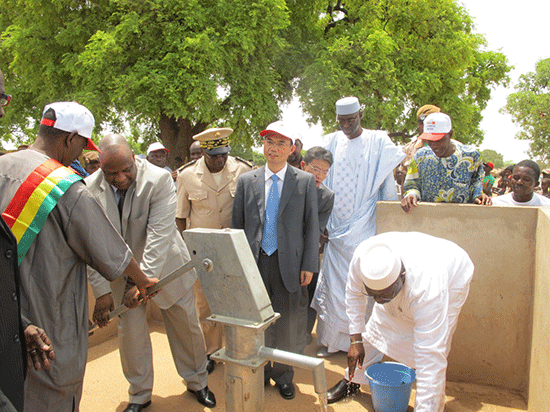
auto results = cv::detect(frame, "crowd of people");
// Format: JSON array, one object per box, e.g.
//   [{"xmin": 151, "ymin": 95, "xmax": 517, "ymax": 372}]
[{"xmin": 1, "ymin": 63, "xmax": 549, "ymax": 412}]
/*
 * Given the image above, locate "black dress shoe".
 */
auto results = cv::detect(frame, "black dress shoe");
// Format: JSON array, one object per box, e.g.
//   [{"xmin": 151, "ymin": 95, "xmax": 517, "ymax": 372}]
[
  {"xmin": 206, "ymin": 357, "xmax": 215, "ymax": 374},
  {"xmin": 327, "ymin": 379, "xmax": 360, "ymax": 404},
  {"xmin": 123, "ymin": 400, "xmax": 151, "ymax": 412},
  {"xmin": 188, "ymin": 386, "xmax": 216, "ymax": 408},
  {"xmin": 277, "ymin": 383, "xmax": 295, "ymax": 400}
]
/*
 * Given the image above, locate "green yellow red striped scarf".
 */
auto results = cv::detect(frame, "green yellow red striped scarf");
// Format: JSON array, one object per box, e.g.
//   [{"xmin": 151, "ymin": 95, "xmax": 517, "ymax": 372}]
[{"xmin": 2, "ymin": 158, "xmax": 82, "ymax": 264}]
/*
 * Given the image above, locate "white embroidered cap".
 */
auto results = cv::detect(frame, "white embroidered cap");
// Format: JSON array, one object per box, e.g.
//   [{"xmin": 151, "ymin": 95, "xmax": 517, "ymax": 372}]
[
  {"xmin": 336, "ymin": 96, "xmax": 360, "ymax": 115},
  {"xmin": 358, "ymin": 242, "xmax": 401, "ymax": 291}
]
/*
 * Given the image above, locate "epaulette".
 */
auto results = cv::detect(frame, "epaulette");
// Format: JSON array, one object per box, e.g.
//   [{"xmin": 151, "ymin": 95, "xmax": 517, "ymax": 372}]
[
  {"xmin": 178, "ymin": 159, "xmax": 198, "ymax": 172},
  {"xmin": 234, "ymin": 156, "xmax": 254, "ymax": 168}
]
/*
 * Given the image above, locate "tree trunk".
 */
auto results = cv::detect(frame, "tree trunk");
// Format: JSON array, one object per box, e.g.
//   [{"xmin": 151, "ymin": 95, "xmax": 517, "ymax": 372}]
[{"xmin": 158, "ymin": 113, "xmax": 208, "ymax": 168}]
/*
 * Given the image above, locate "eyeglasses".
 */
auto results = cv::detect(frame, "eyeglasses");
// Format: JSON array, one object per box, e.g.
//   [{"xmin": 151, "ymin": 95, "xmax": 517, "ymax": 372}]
[
  {"xmin": 264, "ymin": 138, "xmax": 291, "ymax": 149},
  {"xmin": 0, "ymin": 93, "xmax": 11, "ymax": 107},
  {"xmin": 305, "ymin": 164, "xmax": 329, "ymax": 176}
]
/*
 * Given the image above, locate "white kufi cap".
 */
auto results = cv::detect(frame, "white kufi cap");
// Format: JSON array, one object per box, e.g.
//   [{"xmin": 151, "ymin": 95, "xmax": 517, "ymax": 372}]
[
  {"xmin": 336, "ymin": 96, "xmax": 361, "ymax": 115},
  {"xmin": 358, "ymin": 243, "xmax": 401, "ymax": 291}
]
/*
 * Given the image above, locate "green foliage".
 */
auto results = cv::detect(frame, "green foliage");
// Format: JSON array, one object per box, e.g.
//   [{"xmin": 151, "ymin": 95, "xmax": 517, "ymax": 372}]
[
  {"xmin": 296, "ymin": 0, "xmax": 510, "ymax": 146},
  {"xmin": 504, "ymin": 58, "xmax": 550, "ymax": 165},
  {"xmin": 0, "ymin": 0, "xmax": 510, "ymax": 158},
  {"xmin": 479, "ymin": 149, "xmax": 505, "ymax": 169},
  {"xmin": 0, "ymin": 0, "xmax": 295, "ymax": 158},
  {"xmin": 230, "ymin": 144, "xmax": 266, "ymax": 166}
]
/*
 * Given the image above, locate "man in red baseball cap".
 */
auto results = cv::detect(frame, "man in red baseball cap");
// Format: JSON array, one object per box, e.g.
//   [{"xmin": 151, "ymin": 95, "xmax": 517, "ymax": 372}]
[
  {"xmin": 483, "ymin": 162, "xmax": 495, "ymax": 196},
  {"xmin": 232, "ymin": 120, "xmax": 319, "ymax": 400}
]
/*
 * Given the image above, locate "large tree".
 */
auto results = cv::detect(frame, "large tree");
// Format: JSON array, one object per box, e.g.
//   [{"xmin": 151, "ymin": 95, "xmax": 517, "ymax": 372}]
[
  {"xmin": 0, "ymin": 0, "xmax": 300, "ymax": 162},
  {"xmin": 1, "ymin": 0, "xmax": 510, "ymax": 162},
  {"xmin": 479, "ymin": 149, "xmax": 505, "ymax": 169},
  {"xmin": 297, "ymin": 0, "xmax": 510, "ymax": 146},
  {"xmin": 505, "ymin": 58, "xmax": 550, "ymax": 165}
]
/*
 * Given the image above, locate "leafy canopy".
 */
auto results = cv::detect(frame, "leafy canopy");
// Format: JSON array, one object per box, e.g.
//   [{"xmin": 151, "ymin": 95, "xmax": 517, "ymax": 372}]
[
  {"xmin": 505, "ymin": 58, "xmax": 550, "ymax": 166},
  {"xmin": 1, "ymin": 0, "xmax": 510, "ymax": 159},
  {"xmin": 297, "ymin": 0, "xmax": 510, "ymax": 146},
  {"xmin": 479, "ymin": 149, "xmax": 505, "ymax": 169}
]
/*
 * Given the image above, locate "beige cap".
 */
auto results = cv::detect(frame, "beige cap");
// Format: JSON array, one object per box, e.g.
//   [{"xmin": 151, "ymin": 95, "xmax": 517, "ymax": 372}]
[
  {"xmin": 193, "ymin": 127, "xmax": 233, "ymax": 155},
  {"xmin": 416, "ymin": 104, "xmax": 441, "ymax": 121}
]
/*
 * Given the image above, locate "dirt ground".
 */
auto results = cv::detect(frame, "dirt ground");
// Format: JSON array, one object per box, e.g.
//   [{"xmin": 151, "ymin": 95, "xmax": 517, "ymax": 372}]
[{"xmin": 81, "ymin": 321, "xmax": 527, "ymax": 411}]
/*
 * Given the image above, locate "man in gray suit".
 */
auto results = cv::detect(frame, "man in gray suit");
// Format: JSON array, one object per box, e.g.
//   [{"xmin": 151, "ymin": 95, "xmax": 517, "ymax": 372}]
[
  {"xmin": 87, "ymin": 135, "xmax": 215, "ymax": 411},
  {"xmin": 232, "ymin": 121, "xmax": 319, "ymax": 400}
]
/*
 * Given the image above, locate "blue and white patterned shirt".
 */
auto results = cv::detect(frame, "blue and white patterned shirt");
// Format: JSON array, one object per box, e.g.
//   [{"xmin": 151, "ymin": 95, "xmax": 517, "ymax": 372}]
[{"xmin": 403, "ymin": 140, "xmax": 483, "ymax": 203}]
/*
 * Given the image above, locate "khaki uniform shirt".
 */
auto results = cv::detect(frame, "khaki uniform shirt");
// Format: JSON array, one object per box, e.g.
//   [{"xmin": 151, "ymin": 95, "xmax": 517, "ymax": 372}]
[{"xmin": 176, "ymin": 156, "xmax": 252, "ymax": 229}]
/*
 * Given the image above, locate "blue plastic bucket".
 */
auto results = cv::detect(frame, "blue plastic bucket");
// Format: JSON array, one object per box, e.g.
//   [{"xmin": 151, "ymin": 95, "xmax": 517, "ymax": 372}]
[{"xmin": 365, "ymin": 361, "xmax": 416, "ymax": 412}]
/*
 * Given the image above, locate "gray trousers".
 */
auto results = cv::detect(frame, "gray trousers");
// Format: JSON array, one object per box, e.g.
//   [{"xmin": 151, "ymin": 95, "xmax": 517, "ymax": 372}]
[
  {"xmin": 258, "ymin": 251, "xmax": 308, "ymax": 385},
  {"xmin": 117, "ymin": 290, "xmax": 208, "ymax": 404}
]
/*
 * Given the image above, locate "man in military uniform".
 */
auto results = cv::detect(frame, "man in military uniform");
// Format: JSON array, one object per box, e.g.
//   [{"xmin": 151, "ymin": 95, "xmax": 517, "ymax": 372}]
[{"xmin": 176, "ymin": 128, "xmax": 252, "ymax": 372}]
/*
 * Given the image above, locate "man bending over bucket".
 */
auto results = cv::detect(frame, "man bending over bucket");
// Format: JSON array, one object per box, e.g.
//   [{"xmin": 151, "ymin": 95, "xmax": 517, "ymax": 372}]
[{"xmin": 326, "ymin": 232, "xmax": 474, "ymax": 412}]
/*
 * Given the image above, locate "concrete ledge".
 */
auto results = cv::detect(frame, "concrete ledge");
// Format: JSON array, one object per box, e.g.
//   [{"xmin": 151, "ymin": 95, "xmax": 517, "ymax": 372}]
[{"xmin": 376, "ymin": 201, "xmax": 549, "ymax": 404}]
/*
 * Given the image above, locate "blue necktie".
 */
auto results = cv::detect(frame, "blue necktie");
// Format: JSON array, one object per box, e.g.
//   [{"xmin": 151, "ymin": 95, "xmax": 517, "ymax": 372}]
[{"xmin": 262, "ymin": 175, "xmax": 279, "ymax": 256}]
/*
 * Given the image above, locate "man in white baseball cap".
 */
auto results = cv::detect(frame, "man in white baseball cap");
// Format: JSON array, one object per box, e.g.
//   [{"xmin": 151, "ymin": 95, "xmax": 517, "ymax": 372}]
[
  {"xmin": 401, "ymin": 112, "xmax": 491, "ymax": 213},
  {"xmin": 327, "ymin": 232, "xmax": 474, "ymax": 412},
  {"xmin": 0, "ymin": 101, "xmax": 158, "ymax": 410},
  {"xmin": 146, "ymin": 142, "xmax": 171, "ymax": 172},
  {"xmin": 40, "ymin": 101, "xmax": 99, "ymax": 153}
]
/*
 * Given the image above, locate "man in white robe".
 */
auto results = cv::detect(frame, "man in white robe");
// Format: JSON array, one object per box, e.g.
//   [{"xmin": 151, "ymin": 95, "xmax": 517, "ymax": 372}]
[
  {"xmin": 312, "ymin": 96, "xmax": 404, "ymax": 356},
  {"xmin": 326, "ymin": 231, "xmax": 474, "ymax": 412}
]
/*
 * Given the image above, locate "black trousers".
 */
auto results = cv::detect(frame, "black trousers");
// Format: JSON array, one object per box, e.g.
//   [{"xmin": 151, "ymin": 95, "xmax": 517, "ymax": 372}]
[{"xmin": 258, "ymin": 250, "xmax": 307, "ymax": 385}]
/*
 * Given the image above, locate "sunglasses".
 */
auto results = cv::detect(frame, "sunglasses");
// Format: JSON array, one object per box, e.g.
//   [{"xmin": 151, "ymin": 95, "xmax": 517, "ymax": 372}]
[{"xmin": 0, "ymin": 93, "xmax": 11, "ymax": 107}]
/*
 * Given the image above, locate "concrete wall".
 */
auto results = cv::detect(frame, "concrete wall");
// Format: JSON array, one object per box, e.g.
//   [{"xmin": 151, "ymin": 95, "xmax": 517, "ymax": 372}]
[
  {"xmin": 86, "ymin": 202, "xmax": 550, "ymax": 409},
  {"xmin": 376, "ymin": 201, "xmax": 541, "ymax": 394},
  {"xmin": 528, "ymin": 207, "xmax": 550, "ymax": 411}
]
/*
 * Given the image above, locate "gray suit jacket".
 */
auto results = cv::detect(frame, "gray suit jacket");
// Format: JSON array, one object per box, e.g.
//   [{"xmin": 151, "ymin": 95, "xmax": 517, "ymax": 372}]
[
  {"xmin": 87, "ymin": 158, "xmax": 196, "ymax": 309},
  {"xmin": 317, "ymin": 183, "xmax": 334, "ymax": 235},
  {"xmin": 232, "ymin": 165, "xmax": 319, "ymax": 293}
]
